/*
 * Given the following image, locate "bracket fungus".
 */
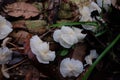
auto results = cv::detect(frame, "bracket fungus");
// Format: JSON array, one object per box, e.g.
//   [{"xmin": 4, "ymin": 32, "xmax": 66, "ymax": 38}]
[
  {"xmin": 85, "ymin": 50, "xmax": 98, "ymax": 65},
  {"xmin": 60, "ymin": 58, "xmax": 84, "ymax": 77},
  {"xmin": 53, "ymin": 26, "xmax": 86, "ymax": 48},
  {"xmin": 0, "ymin": 15, "xmax": 13, "ymax": 40},
  {"xmin": 30, "ymin": 35, "xmax": 56, "ymax": 64}
]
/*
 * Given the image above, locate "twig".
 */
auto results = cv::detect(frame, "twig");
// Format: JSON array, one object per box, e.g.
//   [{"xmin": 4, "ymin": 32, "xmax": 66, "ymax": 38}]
[{"xmin": 3, "ymin": 58, "xmax": 28, "ymax": 72}]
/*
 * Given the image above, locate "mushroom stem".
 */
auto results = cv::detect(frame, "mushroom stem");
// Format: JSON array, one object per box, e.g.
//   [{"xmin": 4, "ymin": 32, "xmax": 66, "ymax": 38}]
[{"xmin": 1, "ymin": 37, "xmax": 11, "ymax": 47}]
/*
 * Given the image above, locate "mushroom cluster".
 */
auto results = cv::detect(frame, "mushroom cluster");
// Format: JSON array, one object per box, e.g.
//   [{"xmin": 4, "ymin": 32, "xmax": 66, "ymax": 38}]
[
  {"xmin": 53, "ymin": 26, "xmax": 86, "ymax": 48},
  {"xmin": 30, "ymin": 35, "xmax": 56, "ymax": 64}
]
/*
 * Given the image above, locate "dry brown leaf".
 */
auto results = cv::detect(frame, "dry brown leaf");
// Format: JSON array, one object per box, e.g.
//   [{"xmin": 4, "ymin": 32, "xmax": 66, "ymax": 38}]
[
  {"xmin": 11, "ymin": 31, "xmax": 30, "ymax": 45},
  {"xmin": 4, "ymin": 2, "xmax": 39, "ymax": 19}
]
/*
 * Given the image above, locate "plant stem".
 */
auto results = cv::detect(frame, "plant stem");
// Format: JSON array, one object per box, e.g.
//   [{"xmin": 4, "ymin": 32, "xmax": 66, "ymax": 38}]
[{"xmin": 82, "ymin": 34, "xmax": 120, "ymax": 80}]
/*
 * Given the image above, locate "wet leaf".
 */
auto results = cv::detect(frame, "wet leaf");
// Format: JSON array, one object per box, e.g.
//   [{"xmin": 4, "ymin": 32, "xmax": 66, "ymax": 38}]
[
  {"xmin": 12, "ymin": 20, "xmax": 47, "ymax": 35},
  {"xmin": 11, "ymin": 31, "xmax": 30, "ymax": 45},
  {"xmin": 4, "ymin": 2, "xmax": 40, "ymax": 19},
  {"xmin": 72, "ymin": 43, "xmax": 87, "ymax": 61},
  {"xmin": 60, "ymin": 48, "xmax": 69, "ymax": 56},
  {"xmin": 24, "ymin": 34, "xmax": 35, "ymax": 59}
]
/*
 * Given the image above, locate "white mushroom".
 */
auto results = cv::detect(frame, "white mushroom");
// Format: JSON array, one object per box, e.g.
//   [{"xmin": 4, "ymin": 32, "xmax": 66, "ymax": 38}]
[
  {"xmin": 79, "ymin": 6, "xmax": 92, "ymax": 21},
  {"xmin": 0, "ymin": 37, "xmax": 12, "ymax": 64},
  {"xmin": 0, "ymin": 15, "xmax": 13, "ymax": 40},
  {"xmin": 78, "ymin": 1, "xmax": 102, "ymax": 32},
  {"xmin": 30, "ymin": 35, "xmax": 56, "ymax": 64},
  {"xmin": 97, "ymin": 0, "xmax": 111, "ymax": 11},
  {"xmin": 0, "ymin": 37, "xmax": 13, "ymax": 78},
  {"xmin": 60, "ymin": 58, "xmax": 83, "ymax": 77},
  {"xmin": 89, "ymin": 1, "xmax": 102, "ymax": 13},
  {"xmin": 82, "ymin": 25, "xmax": 97, "ymax": 32},
  {"xmin": 53, "ymin": 26, "xmax": 78, "ymax": 48},
  {"xmin": 0, "ymin": 47, "xmax": 12, "ymax": 64},
  {"xmin": 72, "ymin": 27, "xmax": 87, "ymax": 41},
  {"xmin": 85, "ymin": 49, "xmax": 98, "ymax": 65}
]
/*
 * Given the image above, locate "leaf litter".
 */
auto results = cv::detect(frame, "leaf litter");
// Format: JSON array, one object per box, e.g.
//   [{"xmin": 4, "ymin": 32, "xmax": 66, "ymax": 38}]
[{"xmin": 0, "ymin": 0, "xmax": 120, "ymax": 80}]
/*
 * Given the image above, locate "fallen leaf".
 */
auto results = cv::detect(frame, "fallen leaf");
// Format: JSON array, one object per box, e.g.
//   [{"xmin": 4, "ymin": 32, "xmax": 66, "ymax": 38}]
[
  {"xmin": 24, "ymin": 34, "xmax": 35, "ymax": 59},
  {"xmin": 11, "ymin": 31, "xmax": 30, "ymax": 45},
  {"xmin": 72, "ymin": 43, "xmax": 87, "ymax": 62},
  {"xmin": 12, "ymin": 20, "xmax": 47, "ymax": 35},
  {"xmin": 4, "ymin": 2, "xmax": 40, "ymax": 19},
  {"xmin": 12, "ymin": 20, "xmax": 26, "ymax": 29}
]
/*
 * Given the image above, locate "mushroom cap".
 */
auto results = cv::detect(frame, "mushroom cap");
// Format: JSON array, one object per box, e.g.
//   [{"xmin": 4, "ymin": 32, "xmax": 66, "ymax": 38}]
[
  {"xmin": 30, "ymin": 35, "xmax": 56, "ymax": 64},
  {"xmin": 0, "ymin": 47, "xmax": 12, "ymax": 64},
  {"xmin": 80, "ymin": 6, "xmax": 92, "ymax": 21},
  {"xmin": 0, "ymin": 15, "xmax": 13, "ymax": 40},
  {"xmin": 60, "ymin": 58, "xmax": 83, "ymax": 77},
  {"xmin": 72, "ymin": 27, "xmax": 87, "ymax": 41},
  {"xmin": 97, "ymin": 0, "xmax": 111, "ymax": 11},
  {"xmin": 53, "ymin": 26, "xmax": 78, "ymax": 48},
  {"xmin": 85, "ymin": 49, "xmax": 98, "ymax": 65},
  {"xmin": 53, "ymin": 30, "xmax": 62, "ymax": 42},
  {"xmin": 89, "ymin": 1, "xmax": 101, "ymax": 13}
]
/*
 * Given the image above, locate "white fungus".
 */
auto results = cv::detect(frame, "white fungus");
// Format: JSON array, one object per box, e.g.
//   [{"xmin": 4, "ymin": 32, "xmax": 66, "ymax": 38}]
[
  {"xmin": 0, "ymin": 47, "xmax": 12, "ymax": 64},
  {"xmin": 1, "ymin": 64, "xmax": 10, "ymax": 78},
  {"xmin": 0, "ymin": 37, "xmax": 12, "ymax": 64},
  {"xmin": 0, "ymin": 15, "xmax": 13, "ymax": 40},
  {"xmin": 78, "ymin": 1, "xmax": 101, "ymax": 32},
  {"xmin": 72, "ymin": 27, "xmax": 87, "ymax": 41},
  {"xmin": 30, "ymin": 35, "xmax": 56, "ymax": 64},
  {"xmin": 0, "ymin": 37, "xmax": 13, "ymax": 78},
  {"xmin": 97, "ymin": 0, "xmax": 111, "ymax": 11},
  {"xmin": 85, "ymin": 49, "xmax": 98, "ymax": 65},
  {"xmin": 89, "ymin": 1, "xmax": 102, "ymax": 13},
  {"xmin": 53, "ymin": 26, "xmax": 86, "ymax": 48},
  {"xmin": 79, "ymin": 6, "xmax": 92, "ymax": 21},
  {"xmin": 60, "ymin": 58, "xmax": 84, "ymax": 77}
]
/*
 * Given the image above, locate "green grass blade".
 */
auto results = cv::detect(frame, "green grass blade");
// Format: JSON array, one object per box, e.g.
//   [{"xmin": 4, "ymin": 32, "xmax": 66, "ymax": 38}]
[
  {"xmin": 95, "ymin": 30, "xmax": 106, "ymax": 37},
  {"xmin": 82, "ymin": 34, "xmax": 120, "ymax": 80},
  {"xmin": 50, "ymin": 22, "xmax": 98, "ymax": 27}
]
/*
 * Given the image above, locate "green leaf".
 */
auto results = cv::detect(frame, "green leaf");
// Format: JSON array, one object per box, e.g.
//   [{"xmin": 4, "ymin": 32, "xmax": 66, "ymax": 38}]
[{"xmin": 60, "ymin": 49, "xmax": 69, "ymax": 56}]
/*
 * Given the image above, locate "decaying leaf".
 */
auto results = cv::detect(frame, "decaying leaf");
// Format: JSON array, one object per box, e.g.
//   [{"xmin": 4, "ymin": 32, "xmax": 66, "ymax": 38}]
[
  {"xmin": 11, "ymin": 30, "xmax": 30, "ymax": 45},
  {"xmin": 4, "ymin": 2, "xmax": 40, "ymax": 19},
  {"xmin": 24, "ymin": 34, "xmax": 35, "ymax": 59},
  {"xmin": 25, "ymin": 20, "xmax": 47, "ymax": 34},
  {"xmin": 12, "ymin": 20, "xmax": 47, "ymax": 35},
  {"xmin": 72, "ymin": 43, "xmax": 87, "ymax": 61}
]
